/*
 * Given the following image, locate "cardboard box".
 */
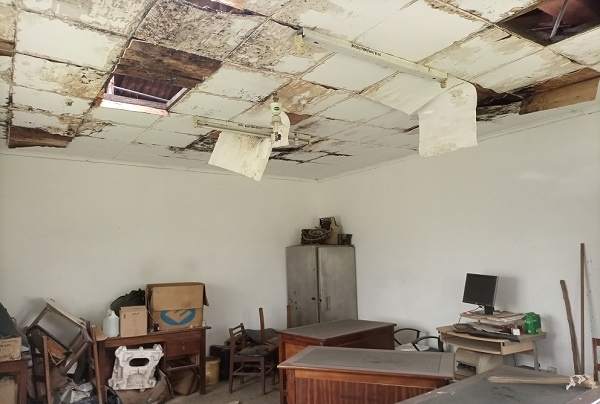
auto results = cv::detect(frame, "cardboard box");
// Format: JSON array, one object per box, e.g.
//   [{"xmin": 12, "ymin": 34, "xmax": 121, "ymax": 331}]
[
  {"xmin": 0, "ymin": 377, "xmax": 16, "ymax": 404},
  {"xmin": 0, "ymin": 337, "xmax": 21, "ymax": 362},
  {"xmin": 120, "ymin": 306, "xmax": 148, "ymax": 337},
  {"xmin": 147, "ymin": 282, "xmax": 209, "ymax": 331}
]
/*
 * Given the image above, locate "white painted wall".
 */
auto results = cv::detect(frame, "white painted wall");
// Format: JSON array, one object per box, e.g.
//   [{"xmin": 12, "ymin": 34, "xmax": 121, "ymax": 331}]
[
  {"xmin": 318, "ymin": 111, "xmax": 600, "ymax": 375},
  {"xmin": 0, "ymin": 156, "xmax": 318, "ymax": 348}
]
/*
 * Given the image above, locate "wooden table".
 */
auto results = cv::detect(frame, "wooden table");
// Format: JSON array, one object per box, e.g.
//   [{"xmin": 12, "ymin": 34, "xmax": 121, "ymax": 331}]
[
  {"xmin": 97, "ymin": 327, "xmax": 210, "ymax": 400},
  {"xmin": 402, "ymin": 365, "xmax": 600, "ymax": 403},
  {"xmin": 278, "ymin": 319, "xmax": 396, "ymax": 403},
  {"xmin": 279, "ymin": 346, "xmax": 454, "ymax": 404},
  {"xmin": 0, "ymin": 358, "xmax": 28, "ymax": 404},
  {"xmin": 437, "ymin": 325, "xmax": 546, "ymax": 371}
]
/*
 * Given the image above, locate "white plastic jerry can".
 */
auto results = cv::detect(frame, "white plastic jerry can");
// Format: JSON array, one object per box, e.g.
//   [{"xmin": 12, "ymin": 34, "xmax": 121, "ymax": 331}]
[{"xmin": 103, "ymin": 309, "xmax": 120, "ymax": 337}]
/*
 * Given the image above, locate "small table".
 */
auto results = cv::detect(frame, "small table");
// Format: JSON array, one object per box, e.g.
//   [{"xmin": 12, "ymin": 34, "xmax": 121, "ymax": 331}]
[
  {"xmin": 437, "ymin": 325, "xmax": 546, "ymax": 370},
  {"xmin": 0, "ymin": 358, "xmax": 28, "ymax": 404},
  {"xmin": 279, "ymin": 346, "xmax": 454, "ymax": 404},
  {"xmin": 402, "ymin": 365, "xmax": 600, "ymax": 403}
]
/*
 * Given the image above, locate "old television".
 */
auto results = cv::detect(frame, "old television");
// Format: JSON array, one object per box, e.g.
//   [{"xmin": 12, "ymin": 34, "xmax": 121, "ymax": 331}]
[{"xmin": 462, "ymin": 273, "xmax": 498, "ymax": 315}]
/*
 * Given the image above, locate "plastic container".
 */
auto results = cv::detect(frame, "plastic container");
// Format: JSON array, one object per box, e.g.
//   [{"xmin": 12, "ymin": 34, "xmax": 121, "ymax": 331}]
[
  {"xmin": 523, "ymin": 312, "xmax": 541, "ymax": 334},
  {"xmin": 103, "ymin": 309, "xmax": 120, "ymax": 337},
  {"xmin": 205, "ymin": 356, "xmax": 221, "ymax": 386}
]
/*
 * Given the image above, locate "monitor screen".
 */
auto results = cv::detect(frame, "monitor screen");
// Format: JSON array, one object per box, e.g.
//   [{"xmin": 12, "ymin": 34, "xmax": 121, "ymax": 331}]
[{"xmin": 462, "ymin": 273, "xmax": 498, "ymax": 314}]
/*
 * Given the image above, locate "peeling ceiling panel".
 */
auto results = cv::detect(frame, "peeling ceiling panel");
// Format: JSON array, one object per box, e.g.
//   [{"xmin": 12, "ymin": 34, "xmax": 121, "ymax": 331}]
[
  {"xmin": 16, "ymin": 12, "xmax": 126, "ymax": 71},
  {"xmin": 12, "ymin": 110, "xmax": 81, "ymax": 135},
  {"xmin": 152, "ymin": 113, "xmax": 214, "ymax": 135},
  {"xmin": 302, "ymin": 53, "xmax": 395, "ymax": 91},
  {"xmin": 20, "ymin": 0, "xmax": 155, "ymax": 35},
  {"xmin": 198, "ymin": 64, "xmax": 289, "ymax": 102},
  {"xmin": 0, "ymin": 4, "xmax": 16, "ymax": 40},
  {"xmin": 228, "ymin": 21, "xmax": 330, "ymax": 75},
  {"xmin": 474, "ymin": 49, "xmax": 581, "ymax": 93},
  {"xmin": 170, "ymin": 91, "xmax": 253, "ymax": 119},
  {"xmin": 135, "ymin": 0, "xmax": 265, "ymax": 60},
  {"xmin": 272, "ymin": 0, "xmax": 413, "ymax": 41},
  {"xmin": 292, "ymin": 116, "xmax": 357, "ymax": 137},
  {"xmin": 79, "ymin": 123, "xmax": 146, "ymax": 142},
  {"xmin": 12, "ymin": 54, "xmax": 108, "ymax": 98},
  {"xmin": 365, "ymin": 110, "xmax": 419, "ymax": 131},
  {"xmin": 550, "ymin": 27, "xmax": 600, "ymax": 66},
  {"xmin": 275, "ymin": 80, "xmax": 351, "ymax": 115},
  {"xmin": 136, "ymin": 129, "xmax": 198, "ymax": 147},
  {"xmin": 318, "ymin": 95, "xmax": 393, "ymax": 123},
  {"xmin": 356, "ymin": 0, "xmax": 487, "ymax": 62},
  {"xmin": 439, "ymin": 0, "xmax": 545, "ymax": 22},
  {"xmin": 13, "ymin": 86, "xmax": 91, "ymax": 116},
  {"xmin": 88, "ymin": 106, "xmax": 162, "ymax": 127},
  {"xmin": 422, "ymin": 27, "xmax": 543, "ymax": 80}
]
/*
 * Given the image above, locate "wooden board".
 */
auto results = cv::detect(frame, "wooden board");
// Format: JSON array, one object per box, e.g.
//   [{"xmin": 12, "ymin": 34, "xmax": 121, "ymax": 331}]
[
  {"xmin": 521, "ymin": 77, "xmax": 600, "ymax": 114},
  {"xmin": 8, "ymin": 126, "xmax": 73, "ymax": 148}
]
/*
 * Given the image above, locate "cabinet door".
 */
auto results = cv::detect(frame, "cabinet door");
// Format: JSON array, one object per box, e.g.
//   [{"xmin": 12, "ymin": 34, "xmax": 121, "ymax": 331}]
[
  {"xmin": 286, "ymin": 246, "xmax": 319, "ymax": 327},
  {"xmin": 317, "ymin": 246, "xmax": 358, "ymax": 322}
]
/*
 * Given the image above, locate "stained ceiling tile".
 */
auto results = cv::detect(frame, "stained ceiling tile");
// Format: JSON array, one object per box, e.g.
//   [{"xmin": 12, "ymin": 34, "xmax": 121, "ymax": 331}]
[
  {"xmin": 88, "ymin": 105, "xmax": 161, "ymax": 127},
  {"xmin": 474, "ymin": 49, "xmax": 581, "ymax": 93},
  {"xmin": 217, "ymin": 0, "xmax": 292, "ymax": 15},
  {"xmin": 231, "ymin": 103, "xmax": 273, "ymax": 126},
  {"xmin": 279, "ymin": 151, "xmax": 327, "ymax": 162},
  {"xmin": 334, "ymin": 141, "xmax": 394, "ymax": 156},
  {"xmin": 198, "ymin": 64, "xmax": 289, "ymax": 102},
  {"xmin": 438, "ymin": 0, "xmax": 545, "ymax": 23},
  {"xmin": 263, "ymin": 158, "xmax": 300, "ymax": 175},
  {"xmin": 273, "ymin": 0, "xmax": 413, "ymax": 41},
  {"xmin": 170, "ymin": 91, "xmax": 253, "ymax": 119},
  {"xmin": 292, "ymin": 116, "xmax": 357, "ymax": 137},
  {"xmin": 20, "ymin": 0, "xmax": 155, "ymax": 35},
  {"xmin": 0, "ymin": 107, "xmax": 7, "ymax": 122},
  {"xmin": 67, "ymin": 136, "xmax": 130, "ymax": 156},
  {"xmin": 550, "ymin": 27, "xmax": 600, "ymax": 67},
  {"xmin": 16, "ymin": 12, "xmax": 126, "ymax": 71},
  {"xmin": 228, "ymin": 21, "xmax": 330, "ymax": 75},
  {"xmin": 0, "ymin": 4, "xmax": 16, "ymax": 41},
  {"xmin": 136, "ymin": 129, "xmax": 198, "ymax": 148},
  {"xmin": 136, "ymin": 0, "xmax": 265, "ymax": 60},
  {"xmin": 302, "ymin": 53, "xmax": 395, "ymax": 92},
  {"xmin": 152, "ymin": 113, "xmax": 214, "ymax": 135},
  {"xmin": 12, "ymin": 109, "xmax": 81, "ymax": 135},
  {"xmin": 318, "ymin": 96, "xmax": 393, "ymax": 123},
  {"xmin": 13, "ymin": 86, "xmax": 91, "ymax": 116},
  {"xmin": 171, "ymin": 149, "xmax": 211, "ymax": 161},
  {"xmin": 0, "ymin": 55, "xmax": 10, "ymax": 79},
  {"xmin": 80, "ymin": 123, "xmax": 146, "ymax": 142},
  {"xmin": 12, "ymin": 54, "xmax": 108, "ymax": 98},
  {"xmin": 365, "ymin": 110, "xmax": 419, "ymax": 131},
  {"xmin": 355, "ymin": 0, "xmax": 487, "ymax": 62},
  {"xmin": 422, "ymin": 27, "xmax": 543, "ymax": 80},
  {"xmin": 328, "ymin": 125, "xmax": 397, "ymax": 143},
  {"xmin": 0, "ymin": 124, "xmax": 6, "ymax": 138},
  {"xmin": 377, "ymin": 131, "xmax": 419, "ymax": 148},
  {"xmin": 0, "ymin": 81, "xmax": 8, "ymax": 106},
  {"xmin": 275, "ymin": 80, "xmax": 351, "ymax": 115},
  {"xmin": 117, "ymin": 142, "xmax": 173, "ymax": 157}
]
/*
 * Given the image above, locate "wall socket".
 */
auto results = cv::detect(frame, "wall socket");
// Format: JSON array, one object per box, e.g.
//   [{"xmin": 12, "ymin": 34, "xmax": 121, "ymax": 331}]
[{"xmin": 547, "ymin": 366, "xmax": 558, "ymax": 374}]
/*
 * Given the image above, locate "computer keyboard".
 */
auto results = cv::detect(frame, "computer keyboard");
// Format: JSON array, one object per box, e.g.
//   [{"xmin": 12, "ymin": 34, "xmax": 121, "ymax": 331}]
[{"xmin": 452, "ymin": 323, "xmax": 520, "ymax": 341}]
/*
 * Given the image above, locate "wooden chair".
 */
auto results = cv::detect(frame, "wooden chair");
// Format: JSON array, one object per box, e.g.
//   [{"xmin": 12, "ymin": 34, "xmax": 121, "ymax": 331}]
[
  {"xmin": 593, "ymin": 337, "xmax": 599, "ymax": 381},
  {"xmin": 228, "ymin": 323, "xmax": 277, "ymax": 395}
]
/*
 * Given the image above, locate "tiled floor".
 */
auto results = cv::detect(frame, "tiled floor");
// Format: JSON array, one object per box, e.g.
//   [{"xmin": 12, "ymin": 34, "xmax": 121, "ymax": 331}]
[{"xmin": 168, "ymin": 378, "xmax": 280, "ymax": 404}]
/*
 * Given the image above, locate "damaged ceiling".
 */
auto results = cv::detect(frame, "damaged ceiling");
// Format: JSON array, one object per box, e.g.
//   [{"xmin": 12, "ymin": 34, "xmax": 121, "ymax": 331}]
[{"xmin": 0, "ymin": 0, "xmax": 599, "ymax": 180}]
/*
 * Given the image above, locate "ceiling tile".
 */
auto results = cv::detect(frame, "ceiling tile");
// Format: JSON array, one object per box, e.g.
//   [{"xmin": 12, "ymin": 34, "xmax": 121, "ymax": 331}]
[
  {"xmin": 114, "ymin": 152, "xmax": 173, "ymax": 166},
  {"xmin": 12, "ymin": 54, "xmax": 109, "ymax": 98},
  {"xmin": 63, "ymin": 136, "xmax": 130, "ymax": 159},
  {"xmin": 228, "ymin": 21, "xmax": 330, "ymax": 75},
  {"xmin": 0, "ymin": 4, "xmax": 16, "ymax": 41},
  {"xmin": 164, "ymin": 156, "xmax": 209, "ymax": 169},
  {"xmin": 328, "ymin": 125, "xmax": 397, "ymax": 143},
  {"xmin": 292, "ymin": 116, "xmax": 357, "ymax": 137},
  {"xmin": 152, "ymin": 113, "xmax": 214, "ymax": 135},
  {"xmin": 20, "ymin": 0, "xmax": 155, "ymax": 35},
  {"xmin": 13, "ymin": 86, "xmax": 91, "ymax": 116},
  {"xmin": 422, "ymin": 27, "xmax": 542, "ymax": 80},
  {"xmin": 279, "ymin": 151, "xmax": 327, "ymax": 162},
  {"xmin": 365, "ymin": 109, "xmax": 418, "ymax": 131},
  {"xmin": 12, "ymin": 109, "xmax": 81, "ymax": 134},
  {"xmin": 171, "ymin": 149, "xmax": 211, "ymax": 161},
  {"xmin": 438, "ymin": 0, "xmax": 545, "ymax": 23},
  {"xmin": 473, "ymin": 49, "xmax": 581, "ymax": 93},
  {"xmin": 136, "ymin": 0, "xmax": 265, "ymax": 60},
  {"xmin": 16, "ymin": 12, "xmax": 126, "ymax": 71},
  {"xmin": 197, "ymin": 64, "xmax": 289, "ymax": 102},
  {"xmin": 170, "ymin": 92, "xmax": 253, "ymax": 118},
  {"xmin": 0, "ymin": 55, "xmax": 10, "ymax": 80},
  {"xmin": 334, "ymin": 141, "xmax": 391, "ymax": 156},
  {"xmin": 0, "ymin": 81, "xmax": 8, "ymax": 106},
  {"xmin": 0, "ymin": 107, "xmax": 7, "ymax": 122},
  {"xmin": 231, "ymin": 103, "xmax": 273, "ymax": 126},
  {"xmin": 0, "ymin": 124, "xmax": 6, "ymax": 138},
  {"xmin": 550, "ymin": 27, "xmax": 600, "ymax": 67},
  {"xmin": 275, "ymin": 80, "xmax": 351, "ymax": 115},
  {"xmin": 88, "ymin": 105, "xmax": 161, "ymax": 127},
  {"xmin": 263, "ymin": 158, "xmax": 300, "ymax": 175},
  {"xmin": 356, "ymin": 0, "xmax": 487, "ymax": 62},
  {"xmin": 80, "ymin": 123, "xmax": 146, "ymax": 142},
  {"xmin": 273, "ymin": 0, "xmax": 413, "ymax": 41},
  {"xmin": 117, "ymin": 142, "xmax": 173, "ymax": 157},
  {"xmin": 302, "ymin": 53, "xmax": 395, "ymax": 92},
  {"xmin": 318, "ymin": 96, "xmax": 393, "ymax": 123},
  {"xmin": 136, "ymin": 129, "xmax": 198, "ymax": 148}
]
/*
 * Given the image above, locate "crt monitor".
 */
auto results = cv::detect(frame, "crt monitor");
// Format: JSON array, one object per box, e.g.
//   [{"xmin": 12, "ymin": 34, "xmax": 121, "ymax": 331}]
[{"xmin": 462, "ymin": 273, "xmax": 498, "ymax": 315}]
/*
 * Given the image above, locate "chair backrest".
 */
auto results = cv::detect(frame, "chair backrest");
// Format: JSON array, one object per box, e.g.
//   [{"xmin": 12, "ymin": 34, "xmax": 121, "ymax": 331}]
[
  {"xmin": 394, "ymin": 328, "xmax": 421, "ymax": 346},
  {"xmin": 229, "ymin": 324, "xmax": 249, "ymax": 356}
]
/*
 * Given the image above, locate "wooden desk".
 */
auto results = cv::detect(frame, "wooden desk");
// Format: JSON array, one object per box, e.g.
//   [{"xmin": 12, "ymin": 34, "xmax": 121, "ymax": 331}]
[
  {"xmin": 402, "ymin": 365, "xmax": 600, "ymax": 404},
  {"xmin": 0, "ymin": 358, "xmax": 28, "ymax": 404},
  {"xmin": 279, "ymin": 346, "xmax": 454, "ymax": 404},
  {"xmin": 437, "ymin": 326, "xmax": 546, "ymax": 370},
  {"xmin": 97, "ymin": 327, "xmax": 210, "ymax": 399},
  {"xmin": 278, "ymin": 319, "xmax": 396, "ymax": 403}
]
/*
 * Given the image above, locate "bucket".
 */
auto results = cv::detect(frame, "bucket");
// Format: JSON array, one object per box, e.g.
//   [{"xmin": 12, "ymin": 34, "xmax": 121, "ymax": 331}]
[{"xmin": 206, "ymin": 356, "xmax": 220, "ymax": 386}]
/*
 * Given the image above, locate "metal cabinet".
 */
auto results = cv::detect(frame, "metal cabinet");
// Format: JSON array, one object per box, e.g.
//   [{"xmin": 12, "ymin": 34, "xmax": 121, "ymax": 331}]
[{"xmin": 286, "ymin": 245, "xmax": 357, "ymax": 327}]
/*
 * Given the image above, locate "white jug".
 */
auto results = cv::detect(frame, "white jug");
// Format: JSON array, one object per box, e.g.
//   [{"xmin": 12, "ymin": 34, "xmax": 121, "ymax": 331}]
[{"xmin": 103, "ymin": 309, "xmax": 120, "ymax": 338}]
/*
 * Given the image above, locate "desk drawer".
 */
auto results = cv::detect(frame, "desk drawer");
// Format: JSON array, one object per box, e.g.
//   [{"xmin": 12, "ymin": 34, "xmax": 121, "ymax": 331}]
[{"xmin": 166, "ymin": 338, "xmax": 200, "ymax": 358}]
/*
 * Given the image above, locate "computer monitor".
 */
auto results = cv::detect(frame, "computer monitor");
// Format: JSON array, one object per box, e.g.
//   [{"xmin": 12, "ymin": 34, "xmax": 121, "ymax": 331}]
[{"xmin": 462, "ymin": 273, "xmax": 498, "ymax": 315}]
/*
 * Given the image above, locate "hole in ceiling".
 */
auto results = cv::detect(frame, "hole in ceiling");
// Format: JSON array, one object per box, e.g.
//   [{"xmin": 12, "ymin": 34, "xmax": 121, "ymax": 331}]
[
  {"xmin": 103, "ymin": 74, "xmax": 189, "ymax": 111},
  {"xmin": 500, "ymin": 0, "xmax": 600, "ymax": 45}
]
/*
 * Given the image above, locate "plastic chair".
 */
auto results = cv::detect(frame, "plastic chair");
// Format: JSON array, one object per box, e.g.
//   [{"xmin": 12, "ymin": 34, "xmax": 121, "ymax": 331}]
[{"xmin": 394, "ymin": 327, "xmax": 444, "ymax": 352}]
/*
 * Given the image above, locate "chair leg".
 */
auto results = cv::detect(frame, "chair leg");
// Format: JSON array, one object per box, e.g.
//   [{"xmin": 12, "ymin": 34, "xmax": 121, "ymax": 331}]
[
  {"xmin": 261, "ymin": 357, "xmax": 266, "ymax": 395},
  {"xmin": 229, "ymin": 360, "xmax": 234, "ymax": 393}
]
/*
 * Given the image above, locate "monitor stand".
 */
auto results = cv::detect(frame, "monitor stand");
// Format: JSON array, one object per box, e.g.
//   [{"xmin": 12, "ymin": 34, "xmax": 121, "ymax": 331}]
[{"xmin": 483, "ymin": 305, "xmax": 495, "ymax": 315}]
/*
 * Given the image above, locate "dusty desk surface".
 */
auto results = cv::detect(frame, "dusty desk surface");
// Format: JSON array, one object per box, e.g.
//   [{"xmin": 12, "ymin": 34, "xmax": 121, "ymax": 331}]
[
  {"xmin": 279, "ymin": 346, "xmax": 454, "ymax": 378},
  {"xmin": 401, "ymin": 365, "xmax": 600, "ymax": 404},
  {"xmin": 279, "ymin": 319, "xmax": 396, "ymax": 340}
]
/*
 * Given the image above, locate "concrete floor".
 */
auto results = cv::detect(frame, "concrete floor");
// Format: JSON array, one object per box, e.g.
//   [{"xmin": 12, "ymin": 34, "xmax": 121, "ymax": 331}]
[{"xmin": 167, "ymin": 378, "xmax": 280, "ymax": 404}]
